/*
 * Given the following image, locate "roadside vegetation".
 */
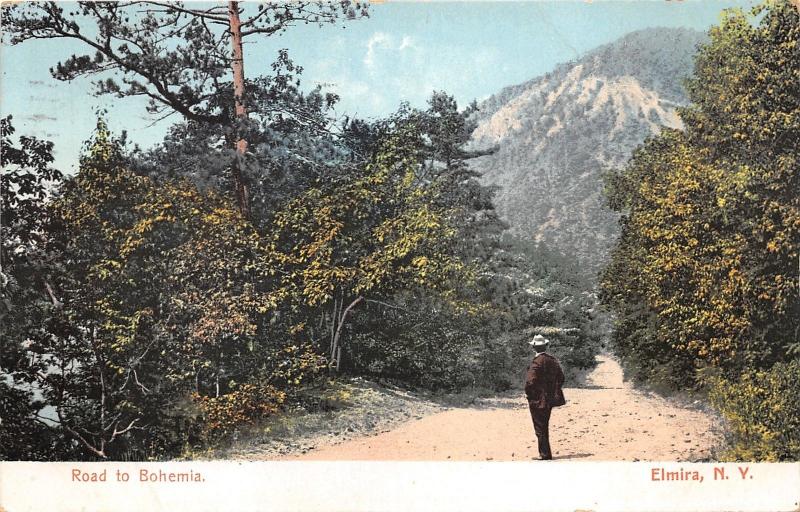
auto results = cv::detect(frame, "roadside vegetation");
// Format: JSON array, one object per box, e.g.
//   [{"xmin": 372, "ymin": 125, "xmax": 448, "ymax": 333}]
[{"xmin": 601, "ymin": 1, "xmax": 799, "ymax": 461}]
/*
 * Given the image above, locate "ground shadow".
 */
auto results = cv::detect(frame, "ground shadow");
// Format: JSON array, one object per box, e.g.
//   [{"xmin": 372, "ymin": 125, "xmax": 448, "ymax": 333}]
[
  {"xmin": 464, "ymin": 397, "xmax": 524, "ymax": 411},
  {"xmin": 552, "ymin": 452, "xmax": 594, "ymax": 460}
]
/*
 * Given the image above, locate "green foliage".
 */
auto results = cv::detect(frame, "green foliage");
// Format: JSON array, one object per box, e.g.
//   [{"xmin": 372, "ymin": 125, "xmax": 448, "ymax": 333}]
[
  {"xmin": 131, "ymin": 53, "xmax": 348, "ymax": 222},
  {"xmin": 345, "ymin": 291, "xmax": 480, "ymax": 390},
  {"xmin": 2, "ymin": 78, "xmax": 603, "ymax": 460},
  {"xmin": 3, "ymin": 2, "xmax": 369, "ymax": 218},
  {"xmin": 477, "ymin": 235, "xmax": 605, "ymax": 385},
  {"xmin": 0, "ymin": 116, "xmax": 70, "ymax": 459},
  {"xmin": 598, "ymin": 0, "xmax": 799, "ymax": 459},
  {"xmin": 3, "ymin": 120, "xmax": 321, "ymax": 459},
  {"xmin": 601, "ymin": 0, "xmax": 799, "ymax": 387},
  {"xmin": 3, "ymin": 95, "xmax": 512, "ymax": 458},
  {"xmin": 0, "ymin": 115, "xmax": 63, "ymax": 348},
  {"xmin": 708, "ymin": 360, "xmax": 800, "ymax": 461},
  {"xmin": 262, "ymin": 94, "xmax": 498, "ymax": 384},
  {"xmin": 0, "ymin": 382, "xmax": 68, "ymax": 461},
  {"xmin": 192, "ymin": 383, "xmax": 286, "ymax": 442}
]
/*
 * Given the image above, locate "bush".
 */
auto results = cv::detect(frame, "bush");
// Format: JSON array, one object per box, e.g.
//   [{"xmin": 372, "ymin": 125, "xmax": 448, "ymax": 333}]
[
  {"xmin": 708, "ymin": 360, "xmax": 800, "ymax": 461},
  {"xmin": 267, "ymin": 344, "xmax": 328, "ymax": 393},
  {"xmin": 193, "ymin": 384, "xmax": 286, "ymax": 441}
]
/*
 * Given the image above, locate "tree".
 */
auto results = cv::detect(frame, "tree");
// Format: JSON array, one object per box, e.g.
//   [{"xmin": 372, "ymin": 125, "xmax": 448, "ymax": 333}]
[
  {"xmin": 297, "ymin": 94, "xmax": 604, "ymax": 389},
  {"xmin": 132, "ymin": 54, "xmax": 346, "ymax": 229},
  {"xmin": 266, "ymin": 116, "xmax": 472, "ymax": 372},
  {"xmin": 3, "ymin": 99, "xmax": 510, "ymax": 456},
  {"xmin": 1, "ymin": 116, "xmax": 68, "ymax": 459},
  {"xmin": 3, "ymin": 1, "xmax": 368, "ymax": 216},
  {"xmin": 680, "ymin": 0, "xmax": 799, "ymax": 364},
  {"xmin": 601, "ymin": 0, "xmax": 799, "ymax": 385},
  {"xmin": 6, "ymin": 120, "xmax": 311, "ymax": 459},
  {"xmin": 0, "ymin": 116, "xmax": 63, "ymax": 325},
  {"xmin": 325, "ymin": 94, "xmax": 510, "ymax": 379}
]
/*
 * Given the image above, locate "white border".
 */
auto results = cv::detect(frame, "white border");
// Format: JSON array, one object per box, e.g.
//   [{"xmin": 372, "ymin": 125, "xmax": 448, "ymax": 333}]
[{"xmin": 1, "ymin": 461, "xmax": 799, "ymax": 512}]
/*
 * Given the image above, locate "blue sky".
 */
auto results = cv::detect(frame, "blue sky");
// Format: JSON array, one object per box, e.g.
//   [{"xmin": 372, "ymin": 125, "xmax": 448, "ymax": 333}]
[{"xmin": 1, "ymin": 0, "xmax": 756, "ymax": 174}]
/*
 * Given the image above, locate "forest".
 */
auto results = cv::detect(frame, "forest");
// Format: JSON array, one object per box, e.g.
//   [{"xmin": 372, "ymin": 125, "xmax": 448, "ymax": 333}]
[{"xmin": 1, "ymin": 1, "xmax": 603, "ymax": 460}]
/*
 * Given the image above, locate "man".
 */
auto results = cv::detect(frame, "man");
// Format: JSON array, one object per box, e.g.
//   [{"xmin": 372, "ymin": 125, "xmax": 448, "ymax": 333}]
[{"xmin": 524, "ymin": 335, "xmax": 565, "ymax": 460}]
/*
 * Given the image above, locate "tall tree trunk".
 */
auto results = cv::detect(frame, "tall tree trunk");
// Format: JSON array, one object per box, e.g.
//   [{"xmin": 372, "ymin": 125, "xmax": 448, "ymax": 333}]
[{"xmin": 228, "ymin": 1, "xmax": 250, "ymax": 219}]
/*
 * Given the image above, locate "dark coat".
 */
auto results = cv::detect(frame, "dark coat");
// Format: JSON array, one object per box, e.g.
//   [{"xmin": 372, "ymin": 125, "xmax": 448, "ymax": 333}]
[{"xmin": 525, "ymin": 352, "xmax": 566, "ymax": 409}]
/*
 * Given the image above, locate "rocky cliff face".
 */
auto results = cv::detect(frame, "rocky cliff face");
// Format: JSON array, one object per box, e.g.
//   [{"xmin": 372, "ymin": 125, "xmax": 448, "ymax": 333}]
[{"xmin": 471, "ymin": 27, "xmax": 707, "ymax": 278}]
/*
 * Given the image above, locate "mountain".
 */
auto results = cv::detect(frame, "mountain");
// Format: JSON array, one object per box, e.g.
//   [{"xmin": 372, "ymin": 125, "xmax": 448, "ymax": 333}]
[{"xmin": 470, "ymin": 27, "xmax": 708, "ymax": 279}]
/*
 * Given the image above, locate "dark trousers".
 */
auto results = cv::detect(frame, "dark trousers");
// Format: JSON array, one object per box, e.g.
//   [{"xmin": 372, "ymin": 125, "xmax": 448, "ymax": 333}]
[{"xmin": 529, "ymin": 404, "xmax": 553, "ymax": 459}]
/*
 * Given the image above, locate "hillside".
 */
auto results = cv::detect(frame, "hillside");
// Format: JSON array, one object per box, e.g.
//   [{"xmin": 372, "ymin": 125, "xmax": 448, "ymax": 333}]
[{"xmin": 470, "ymin": 28, "xmax": 708, "ymax": 278}]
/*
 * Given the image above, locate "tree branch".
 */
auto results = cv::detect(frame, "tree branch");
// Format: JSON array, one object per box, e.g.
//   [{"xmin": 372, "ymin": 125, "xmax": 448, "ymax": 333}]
[
  {"xmin": 125, "ymin": 1, "xmax": 229, "ymax": 22},
  {"xmin": 332, "ymin": 295, "xmax": 363, "ymax": 371}
]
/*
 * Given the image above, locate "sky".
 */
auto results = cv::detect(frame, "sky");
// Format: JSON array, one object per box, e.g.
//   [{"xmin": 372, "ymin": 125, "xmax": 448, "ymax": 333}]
[{"xmin": 1, "ymin": 0, "xmax": 757, "ymax": 174}]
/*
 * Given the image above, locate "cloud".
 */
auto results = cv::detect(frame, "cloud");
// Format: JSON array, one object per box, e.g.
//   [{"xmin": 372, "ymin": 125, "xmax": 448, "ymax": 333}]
[
  {"xmin": 308, "ymin": 32, "xmax": 497, "ymax": 119},
  {"xmin": 399, "ymin": 36, "xmax": 414, "ymax": 51},
  {"xmin": 364, "ymin": 32, "xmax": 391, "ymax": 69},
  {"xmin": 363, "ymin": 32, "xmax": 417, "ymax": 70}
]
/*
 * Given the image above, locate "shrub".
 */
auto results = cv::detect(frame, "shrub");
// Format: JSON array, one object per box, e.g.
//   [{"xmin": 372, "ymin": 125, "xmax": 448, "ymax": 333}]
[
  {"xmin": 193, "ymin": 384, "xmax": 287, "ymax": 441},
  {"xmin": 268, "ymin": 344, "xmax": 328, "ymax": 394},
  {"xmin": 708, "ymin": 360, "xmax": 800, "ymax": 461}
]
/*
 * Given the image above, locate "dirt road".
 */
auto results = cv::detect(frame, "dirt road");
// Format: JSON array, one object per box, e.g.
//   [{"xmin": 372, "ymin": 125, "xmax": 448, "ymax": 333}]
[{"xmin": 276, "ymin": 355, "xmax": 721, "ymax": 461}]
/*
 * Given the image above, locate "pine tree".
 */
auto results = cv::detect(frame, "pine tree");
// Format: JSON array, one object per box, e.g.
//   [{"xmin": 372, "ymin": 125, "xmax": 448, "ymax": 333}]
[{"xmin": 3, "ymin": 1, "xmax": 367, "ymax": 216}]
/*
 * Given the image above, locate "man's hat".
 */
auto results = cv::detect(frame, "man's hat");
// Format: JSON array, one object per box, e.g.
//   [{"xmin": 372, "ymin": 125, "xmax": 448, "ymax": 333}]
[{"xmin": 529, "ymin": 334, "xmax": 550, "ymax": 348}]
